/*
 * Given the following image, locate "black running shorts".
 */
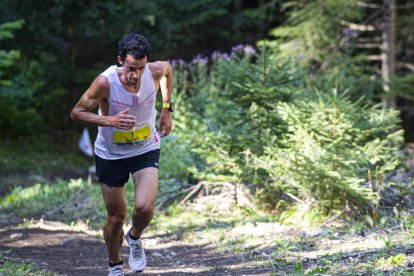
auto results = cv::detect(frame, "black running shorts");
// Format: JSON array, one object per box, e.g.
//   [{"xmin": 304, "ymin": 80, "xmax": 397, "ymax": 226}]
[{"xmin": 95, "ymin": 149, "xmax": 160, "ymax": 187}]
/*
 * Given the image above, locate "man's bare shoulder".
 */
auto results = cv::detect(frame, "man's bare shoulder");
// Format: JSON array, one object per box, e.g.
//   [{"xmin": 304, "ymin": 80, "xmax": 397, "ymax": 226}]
[
  {"xmin": 87, "ymin": 75, "xmax": 110, "ymax": 98},
  {"xmin": 94, "ymin": 75, "xmax": 110, "ymax": 89},
  {"xmin": 149, "ymin": 61, "xmax": 170, "ymax": 78}
]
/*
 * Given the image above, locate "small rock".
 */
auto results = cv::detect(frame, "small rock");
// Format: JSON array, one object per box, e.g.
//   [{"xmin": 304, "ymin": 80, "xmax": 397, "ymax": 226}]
[
  {"xmin": 152, "ymin": 252, "xmax": 163, "ymax": 257},
  {"xmin": 264, "ymin": 249, "xmax": 273, "ymax": 255},
  {"xmin": 252, "ymin": 250, "xmax": 261, "ymax": 256},
  {"xmin": 10, "ymin": 233, "xmax": 23, "ymax": 239},
  {"xmin": 144, "ymin": 238, "xmax": 158, "ymax": 247},
  {"xmin": 307, "ymin": 228, "xmax": 332, "ymax": 238},
  {"xmin": 62, "ymin": 237, "xmax": 76, "ymax": 246}
]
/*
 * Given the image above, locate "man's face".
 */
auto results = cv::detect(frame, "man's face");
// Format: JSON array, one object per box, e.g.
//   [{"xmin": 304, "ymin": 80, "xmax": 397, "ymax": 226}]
[{"xmin": 118, "ymin": 54, "xmax": 147, "ymax": 85}]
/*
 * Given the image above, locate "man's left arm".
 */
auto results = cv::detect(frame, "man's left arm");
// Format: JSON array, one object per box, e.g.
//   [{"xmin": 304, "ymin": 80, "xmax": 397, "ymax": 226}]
[{"xmin": 158, "ymin": 61, "xmax": 173, "ymax": 137}]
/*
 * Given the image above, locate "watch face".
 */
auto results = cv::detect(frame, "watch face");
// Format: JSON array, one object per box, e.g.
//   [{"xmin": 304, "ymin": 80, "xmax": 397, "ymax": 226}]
[{"xmin": 170, "ymin": 102, "xmax": 175, "ymax": 112}]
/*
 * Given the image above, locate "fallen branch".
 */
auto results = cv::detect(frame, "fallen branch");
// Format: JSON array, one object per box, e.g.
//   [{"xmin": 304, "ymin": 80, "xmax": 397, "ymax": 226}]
[
  {"xmin": 320, "ymin": 210, "xmax": 345, "ymax": 227},
  {"xmin": 284, "ymin": 192, "xmax": 305, "ymax": 205},
  {"xmin": 398, "ymin": 62, "xmax": 414, "ymax": 72},
  {"xmin": 180, "ymin": 182, "xmax": 203, "ymax": 204},
  {"xmin": 157, "ymin": 181, "xmax": 256, "ymax": 211},
  {"xmin": 341, "ymin": 21, "xmax": 378, "ymax": 31}
]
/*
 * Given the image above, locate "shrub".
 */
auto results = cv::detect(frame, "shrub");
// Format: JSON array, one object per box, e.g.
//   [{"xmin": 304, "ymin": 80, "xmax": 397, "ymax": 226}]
[{"xmin": 247, "ymin": 89, "xmax": 403, "ymax": 214}]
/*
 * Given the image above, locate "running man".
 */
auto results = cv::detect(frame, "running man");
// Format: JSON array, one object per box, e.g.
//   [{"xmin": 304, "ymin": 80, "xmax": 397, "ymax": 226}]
[{"xmin": 70, "ymin": 33, "xmax": 174, "ymax": 275}]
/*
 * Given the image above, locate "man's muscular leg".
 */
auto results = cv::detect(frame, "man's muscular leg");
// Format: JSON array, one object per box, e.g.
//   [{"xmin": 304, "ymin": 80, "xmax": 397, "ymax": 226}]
[
  {"xmin": 130, "ymin": 167, "xmax": 158, "ymax": 238},
  {"xmin": 101, "ymin": 184, "xmax": 127, "ymax": 263}
]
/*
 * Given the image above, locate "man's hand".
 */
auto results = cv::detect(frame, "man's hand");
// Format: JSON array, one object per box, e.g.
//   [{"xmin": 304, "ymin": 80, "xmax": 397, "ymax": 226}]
[
  {"xmin": 158, "ymin": 109, "xmax": 172, "ymax": 137},
  {"xmin": 111, "ymin": 109, "xmax": 136, "ymax": 129}
]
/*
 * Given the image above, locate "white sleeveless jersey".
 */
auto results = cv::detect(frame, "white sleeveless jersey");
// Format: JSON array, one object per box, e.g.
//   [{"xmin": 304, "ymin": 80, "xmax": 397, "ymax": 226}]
[{"xmin": 94, "ymin": 64, "xmax": 161, "ymax": 160}]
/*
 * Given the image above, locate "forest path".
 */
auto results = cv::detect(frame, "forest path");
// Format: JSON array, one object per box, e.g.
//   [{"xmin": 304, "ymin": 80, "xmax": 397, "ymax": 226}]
[
  {"xmin": 0, "ymin": 218, "xmax": 274, "ymax": 275},
  {"xmin": 2, "ymin": 216, "xmax": 414, "ymax": 275}
]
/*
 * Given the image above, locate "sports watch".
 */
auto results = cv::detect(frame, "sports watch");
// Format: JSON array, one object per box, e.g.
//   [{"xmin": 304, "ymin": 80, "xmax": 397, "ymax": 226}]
[{"xmin": 162, "ymin": 102, "xmax": 175, "ymax": 112}]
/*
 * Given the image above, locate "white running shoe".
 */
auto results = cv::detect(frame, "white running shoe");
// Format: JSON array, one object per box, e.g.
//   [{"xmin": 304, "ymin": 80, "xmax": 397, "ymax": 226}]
[
  {"xmin": 125, "ymin": 228, "xmax": 147, "ymax": 272},
  {"xmin": 108, "ymin": 264, "xmax": 124, "ymax": 276}
]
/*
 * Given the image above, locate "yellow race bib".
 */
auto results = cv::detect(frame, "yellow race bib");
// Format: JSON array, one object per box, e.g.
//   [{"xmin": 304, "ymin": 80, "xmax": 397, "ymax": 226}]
[{"xmin": 113, "ymin": 121, "xmax": 151, "ymax": 145}]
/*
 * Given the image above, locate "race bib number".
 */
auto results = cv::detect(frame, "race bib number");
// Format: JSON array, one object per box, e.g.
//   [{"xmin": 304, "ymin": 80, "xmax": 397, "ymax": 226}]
[{"xmin": 113, "ymin": 121, "xmax": 151, "ymax": 145}]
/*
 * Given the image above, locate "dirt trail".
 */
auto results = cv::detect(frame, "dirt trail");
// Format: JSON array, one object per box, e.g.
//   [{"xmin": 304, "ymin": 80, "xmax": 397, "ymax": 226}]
[
  {"xmin": 0, "ymin": 219, "xmax": 273, "ymax": 276},
  {"xmin": 1, "ymin": 208, "xmax": 414, "ymax": 276}
]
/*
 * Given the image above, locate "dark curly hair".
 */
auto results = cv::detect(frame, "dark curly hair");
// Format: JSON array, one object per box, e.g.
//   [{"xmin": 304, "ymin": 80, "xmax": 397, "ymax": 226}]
[{"xmin": 118, "ymin": 34, "xmax": 151, "ymax": 62}]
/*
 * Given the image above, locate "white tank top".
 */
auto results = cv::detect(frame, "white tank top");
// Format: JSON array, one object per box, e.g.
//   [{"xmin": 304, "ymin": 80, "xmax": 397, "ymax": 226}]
[{"xmin": 94, "ymin": 64, "xmax": 161, "ymax": 160}]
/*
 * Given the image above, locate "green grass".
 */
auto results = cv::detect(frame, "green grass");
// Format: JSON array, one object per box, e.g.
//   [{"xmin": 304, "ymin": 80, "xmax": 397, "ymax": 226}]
[
  {"xmin": 326, "ymin": 257, "xmax": 411, "ymax": 276},
  {"xmin": 147, "ymin": 201, "xmax": 278, "ymax": 249},
  {"xmin": 0, "ymin": 177, "xmax": 172, "ymax": 230},
  {"xmin": 0, "ymin": 179, "xmax": 106, "ymax": 228},
  {"xmin": 0, "ymin": 259, "xmax": 54, "ymax": 276},
  {"xmin": 0, "ymin": 138, "xmax": 91, "ymax": 177}
]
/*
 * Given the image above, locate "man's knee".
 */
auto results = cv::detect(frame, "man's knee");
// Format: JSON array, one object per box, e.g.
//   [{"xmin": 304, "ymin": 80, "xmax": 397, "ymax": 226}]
[
  {"xmin": 134, "ymin": 202, "xmax": 154, "ymax": 217},
  {"xmin": 107, "ymin": 212, "xmax": 126, "ymax": 227}
]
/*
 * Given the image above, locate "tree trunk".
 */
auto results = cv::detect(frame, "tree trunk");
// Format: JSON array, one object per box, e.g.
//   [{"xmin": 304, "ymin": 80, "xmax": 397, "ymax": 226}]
[{"xmin": 381, "ymin": 0, "xmax": 396, "ymax": 108}]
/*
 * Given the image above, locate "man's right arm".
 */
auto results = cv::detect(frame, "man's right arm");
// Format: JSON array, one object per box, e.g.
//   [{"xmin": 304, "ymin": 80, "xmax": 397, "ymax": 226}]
[{"xmin": 70, "ymin": 75, "xmax": 136, "ymax": 129}]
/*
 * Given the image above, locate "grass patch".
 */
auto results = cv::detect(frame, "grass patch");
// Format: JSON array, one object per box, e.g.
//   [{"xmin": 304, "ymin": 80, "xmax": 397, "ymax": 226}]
[
  {"xmin": 0, "ymin": 179, "xmax": 105, "ymax": 228},
  {"xmin": 0, "ymin": 259, "xmax": 54, "ymax": 276},
  {"xmin": 148, "ymin": 202, "xmax": 277, "ymax": 250},
  {"xmin": 1, "ymin": 179, "xmax": 97, "ymax": 215},
  {"xmin": 0, "ymin": 138, "xmax": 91, "ymax": 177},
  {"xmin": 325, "ymin": 254, "xmax": 412, "ymax": 275},
  {"xmin": 0, "ymin": 177, "xmax": 148, "ymax": 229}
]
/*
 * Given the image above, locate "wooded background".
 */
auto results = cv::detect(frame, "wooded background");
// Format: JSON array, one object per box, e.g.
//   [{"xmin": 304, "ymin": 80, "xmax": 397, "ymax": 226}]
[{"xmin": 0, "ymin": 0, "xmax": 413, "ymax": 138}]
